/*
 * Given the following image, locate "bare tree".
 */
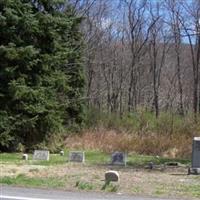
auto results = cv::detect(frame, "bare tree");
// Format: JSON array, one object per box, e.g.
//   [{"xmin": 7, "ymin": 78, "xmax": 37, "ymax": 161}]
[
  {"xmin": 178, "ymin": 0, "xmax": 200, "ymax": 117},
  {"xmin": 148, "ymin": 1, "xmax": 169, "ymax": 117},
  {"xmin": 167, "ymin": 0, "xmax": 184, "ymax": 115},
  {"xmin": 121, "ymin": 0, "xmax": 159, "ymax": 112},
  {"xmin": 71, "ymin": 0, "xmax": 200, "ymax": 116}
]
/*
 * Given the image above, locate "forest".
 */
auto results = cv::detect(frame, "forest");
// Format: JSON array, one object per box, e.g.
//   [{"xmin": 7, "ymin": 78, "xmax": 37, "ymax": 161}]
[
  {"xmin": 0, "ymin": 0, "xmax": 200, "ymax": 156},
  {"xmin": 77, "ymin": 0, "xmax": 200, "ymax": 117}
]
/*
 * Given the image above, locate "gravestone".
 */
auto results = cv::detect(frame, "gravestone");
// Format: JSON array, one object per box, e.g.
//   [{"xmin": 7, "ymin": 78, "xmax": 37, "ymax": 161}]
[
  {"xmin": 33, "ymin": 150, "xmax": 49, "ymax": 161},
  {"xmin": 111, "ymin": 152, "xmax": 126, "ymax": 166},
  {"xmin": 22, "ymin": 154, "xmax": 28, "ymax": 160},
  {"xmin": 60, "ymin": 150, "xmax": 64, "ymax": 156},
  {"xmin": 69, "ymin": 151, "xmax": 85, "ymax": 163},
  {"xmin": 105, "ymin": 170, "xmax": 119, "ymax": 182},
  {"xmin": 188, "ymin": 137, "xmax": 200, "ymax": 175}
]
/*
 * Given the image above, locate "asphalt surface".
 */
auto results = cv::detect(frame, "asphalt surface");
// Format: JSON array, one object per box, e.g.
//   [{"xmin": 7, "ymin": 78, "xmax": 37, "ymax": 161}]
[{"xmin": 0, "ymin": 185, "xmax": 176, "ymax": 200}]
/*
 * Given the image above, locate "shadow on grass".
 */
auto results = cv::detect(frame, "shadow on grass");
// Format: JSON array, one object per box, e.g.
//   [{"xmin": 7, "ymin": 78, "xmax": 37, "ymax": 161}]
[{"xmin": 127, "ymin": 154, "xmax": 190, "ymax": 168}]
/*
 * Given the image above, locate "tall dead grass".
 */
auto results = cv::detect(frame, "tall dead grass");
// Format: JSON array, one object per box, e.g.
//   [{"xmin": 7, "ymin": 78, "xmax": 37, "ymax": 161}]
[
  {"xmin": 65, "ymin": 110, "xmax": 200, "ymax": 159},
  {"xmin": 65, "ymin": 128, "xmax": 194, "ymax": 158}
]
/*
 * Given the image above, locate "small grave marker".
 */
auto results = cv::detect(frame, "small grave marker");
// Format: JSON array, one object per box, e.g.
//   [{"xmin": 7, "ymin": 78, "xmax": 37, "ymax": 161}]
[
  {"xmin": 22, "ymin": 154, "xmax": 28, "ymax": 160},
  {"xmin": 105, "ymin": 170, "xmax": 119, "ymax": 182},
  {"xmin": 111, "ymin": 152, "xmax": 126, "ymax": 166},
  {"xmin": 188, "ymin": 137, "xmax": 200, "ymax": 175},
  {"xmin": 69, "ymin": 151, "xmax": 85, "ymax": 163},
  {"xmin": 33, "ymin": 150, "xmax": 49, "ymax": 161},
  {"xmin": 60, "ymin": 150, "xmax": 64, "ymax": 156}
]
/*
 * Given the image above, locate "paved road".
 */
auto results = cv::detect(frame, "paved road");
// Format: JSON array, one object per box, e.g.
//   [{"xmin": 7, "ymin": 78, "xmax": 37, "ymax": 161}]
[{"xmin": 0, "ymin": 185, "xmax": 176, "ymax": 200}]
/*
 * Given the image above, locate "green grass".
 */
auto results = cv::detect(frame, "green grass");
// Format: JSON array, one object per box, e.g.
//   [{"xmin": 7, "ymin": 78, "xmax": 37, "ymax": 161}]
[
  {"xmin": 85, "ymin": 108, "xmax": 200, "ymax": 135},
  {"xmin": 127, "ymin": 154, "xmax": 190, "ymax": 167},
  {"xmin": 101, "ymin": 182, "xmax": 119, "ymax": 192},
  {"xmin": 0, "ymin": 151, "xmax": 190, "ymax": 167},
  {"xmin": 177, "ymin": 184, "xmax": 200, "ymax": 198},
  {"xmin": 32, "ymin": 153, "xmax": 67, "ymax": 166},
  {"xmin": 0, "ymin": 153, "xmax": 24, "ymax": 164},
  {"xmin": 153, "ymin": 184, "xmax": 169, "ymax": 196},
  {"xmin": 0, "ymin": 151, "xmax": 198, "ymax": 199},
  {"xmin": 132, "ymin": 186, "xmax": 143, "ymax": 194},
  {"xmin": 75, "ymin": 181, "xmax": 95, "ymax": 190},
  {"xmin": 0, "ymin": 153, "xmax": 65, "ymax": 165},
  {"xmin": 84, "ymin": 150, "xmax": 109, "ymax": 165},
  {"xmin": 0, "ymin": 150, "xmax": 109, "ymax": 166},
  {"xmin": 0, "ymin": 174, "xmax": 66, "ymax": 188}
]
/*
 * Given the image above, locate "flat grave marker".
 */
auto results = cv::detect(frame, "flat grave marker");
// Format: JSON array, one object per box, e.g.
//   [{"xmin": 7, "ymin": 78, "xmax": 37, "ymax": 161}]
[
  {"xmin": 111, "ymin": 152, "xmax": 126, "ymax": 166},
  {"xmin": 33, "ymin": 150, "xmax": 49, "ymax": 161},
  {"xmin": 69, "ymin": 151, "xmax": 85, "ymax": 163}
]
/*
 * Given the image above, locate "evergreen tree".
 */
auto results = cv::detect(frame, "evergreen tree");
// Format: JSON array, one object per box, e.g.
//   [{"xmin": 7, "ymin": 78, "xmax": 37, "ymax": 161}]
[{"xmin": 0, "ymin": 0, "xmax": 85, "ymax": 151}]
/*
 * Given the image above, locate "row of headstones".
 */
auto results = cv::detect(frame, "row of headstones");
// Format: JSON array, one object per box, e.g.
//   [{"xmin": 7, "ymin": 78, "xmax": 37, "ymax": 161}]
[
  {"xmin": 23, "ymin": 137, "xmax": 200, "ymax": 175},
  {"xmin": 22, "ymin": 150, "xmax": 121, "ymax": 182},
  {"xmin": 23, "ymin": 150, "xmax": 127, "ymax": 166}
]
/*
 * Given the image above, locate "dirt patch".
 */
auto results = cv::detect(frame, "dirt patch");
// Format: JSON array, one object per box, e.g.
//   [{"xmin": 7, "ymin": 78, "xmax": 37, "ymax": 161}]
[
  {"xmin": 1, "ymin": 163, "xmax": 200, "ymax": 199},
  {"xmin": 0, "ymin": 164, "xmax": 47, "ymax": 177}
]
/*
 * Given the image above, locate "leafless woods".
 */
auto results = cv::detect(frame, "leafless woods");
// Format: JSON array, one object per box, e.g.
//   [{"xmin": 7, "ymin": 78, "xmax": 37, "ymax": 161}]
[{"xmin": 71, "ymin": 0, "xmax": 200, "ymax": 117}]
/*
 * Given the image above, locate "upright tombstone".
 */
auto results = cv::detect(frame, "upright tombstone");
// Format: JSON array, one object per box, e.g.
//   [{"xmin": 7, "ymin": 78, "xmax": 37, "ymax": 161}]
[
  {"xmin": 69, "ymin": 151, "xmax": 85, "ymax": 163},
  {"xmin": 22, "ymin": 154, "xmax": 28, "ymax": 161},
  {"xmin": 105, "ymin": 170, "xmax": 119, "ymax": 182},
  {"xmin": 60, "ymin": 150, "xmax": 64, "ymax": 156},
  {"xmin": 33, "ymin": 150, "xmax": 49, "ymax": 161},
  {"xmin": 188, "ymin": 137, "xmax": 200, "ymax": 175},
  {"xmin": 111, "ymin": 152, "xmax": 126, "ymax": 166}
]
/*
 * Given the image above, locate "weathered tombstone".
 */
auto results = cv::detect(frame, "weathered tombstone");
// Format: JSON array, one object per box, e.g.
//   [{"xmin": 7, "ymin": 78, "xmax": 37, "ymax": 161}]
[
  {"xmin": 105, "ymin": 170, "xmax": 119, "ymax": 182},
  {"xmin": 111, "ymin": 152, "xmax": 126, "ymax": 166},
  {"xmin": 60, "ymin": 150, "xmax": 64, "ymax": 156},
  {"xmin": 69, "ymin": 151, "xmax": 85, "ymax": 163},
  {"xmin": 22, "ymin": 154, "xmax": 28, "ymax": 160},
  {"xmin": 33, "ymin": 150, "xmax": 49, "ymax": 161},
  {"xmin": 188, "ymin": 137, "xmax": 200, "ymax": 175}
]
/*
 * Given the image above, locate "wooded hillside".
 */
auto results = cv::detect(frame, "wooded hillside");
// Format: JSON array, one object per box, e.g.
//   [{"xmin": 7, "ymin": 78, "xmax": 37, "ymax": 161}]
[
  {"xmin": 0, "ymin": 0, "xmax": 200, "ymax": 153},
  {"xmin": 74, "ymin": 0, "xmax": 200, "ymax": 117}
]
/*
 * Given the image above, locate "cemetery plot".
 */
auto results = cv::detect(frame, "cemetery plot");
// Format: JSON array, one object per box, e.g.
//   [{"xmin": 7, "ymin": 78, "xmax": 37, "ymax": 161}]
[{"xmin": 1, "ymin": 151, "xmax": 199, "ymax": 199}]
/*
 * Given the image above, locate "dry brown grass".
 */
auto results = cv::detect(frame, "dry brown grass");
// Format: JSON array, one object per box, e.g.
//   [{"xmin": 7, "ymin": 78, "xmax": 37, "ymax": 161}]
[
  {"xmin": 2, "ymin": 162, "xmax": 200, "ymax": 199},
  {"xmin": 65, "ymin": 128, "xmax": 194, "ymax": 158}
]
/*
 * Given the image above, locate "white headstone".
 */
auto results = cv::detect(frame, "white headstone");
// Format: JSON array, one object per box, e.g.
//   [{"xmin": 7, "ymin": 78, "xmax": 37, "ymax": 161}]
[
  {"xmin": 105, "ymin": 170, "xmax": 119, "ymax": 182},
  {"xmin": 33, "ymin": 150, "xmax": 49, "ymax": 161},
  {"xmin": 69, "ymin": 151, "xmax": 85, "ymax": 163},
  {"xmin": 22, "ymin": 154, "xmax": 28, "ymax": 160},
  {"xmin": 60, "ymin": 150, "xmax": 64, "ymax": 156},
  {"xmin": 111, "ymin": 152, "xmax": 126, "ymax": 166}
]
